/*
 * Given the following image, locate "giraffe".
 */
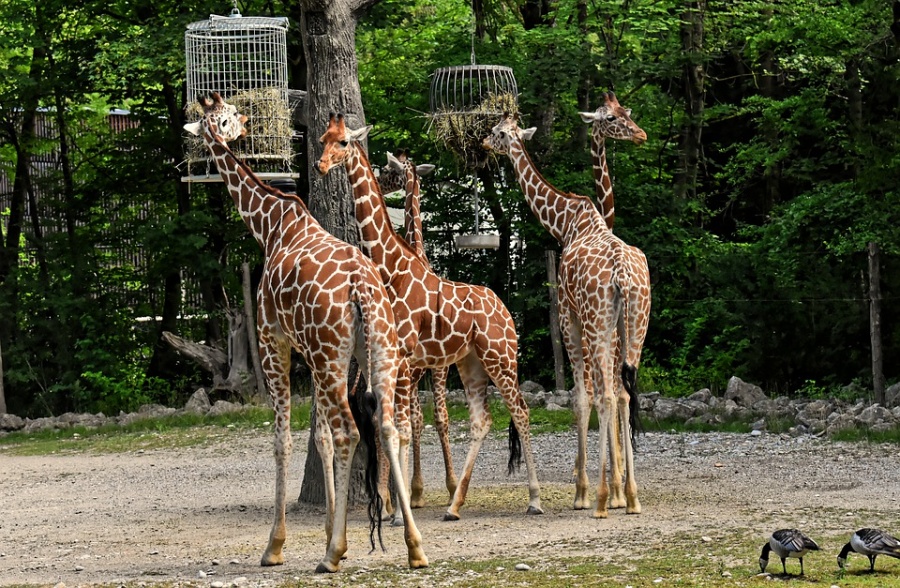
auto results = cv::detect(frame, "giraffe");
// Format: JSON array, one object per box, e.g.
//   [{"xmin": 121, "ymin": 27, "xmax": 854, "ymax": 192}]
[
  {"xmin": 182, "ymin": 93, "xmax": 427, "ymax": 572},
  {"xmin": 317, "ymin": 114, "xmax": 543, "ymax": 521},
  {"xmin": 580, "ymin": 91, "xmax": 652, "ymax": 509},
  {"xmin": 483, "ymin": 114, "xmax": 642, "ymax": 517},
  {"xmin": 377, "ymin": 150, "xmax": 458, "ymax": 506}
]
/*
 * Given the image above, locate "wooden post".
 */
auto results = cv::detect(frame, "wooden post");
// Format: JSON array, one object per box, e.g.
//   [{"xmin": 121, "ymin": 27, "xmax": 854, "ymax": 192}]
[
  {"xmin": 868, "ymin": 242, "xmax": 885, "ymax": 405},
  {"xmin": 545, "ymin": 250, "xmax": 566, "ymax": 391},
  {"xmin": 242, "ymin": 262, "xmax": 267, "ymax": 401},
  {"xmin": 0, "ymin": 333, "xmax": 6, "ymax": 415}
]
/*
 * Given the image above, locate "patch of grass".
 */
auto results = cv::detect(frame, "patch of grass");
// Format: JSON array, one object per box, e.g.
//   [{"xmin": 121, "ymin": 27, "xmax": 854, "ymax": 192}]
[
  {"xmin": 830, "ymin": 424, "xmax": 900, "ymax": 444},
  {"xmin": 642, "ymin": 416, "xmax": 752, "ymax": 434},
  {"xmin": 290, "ymin": 527, "xmax": 900, "ymax": 588},
  {"xmin": 0, "ymin": 404, "xmax": 311, "ymax": 455}
]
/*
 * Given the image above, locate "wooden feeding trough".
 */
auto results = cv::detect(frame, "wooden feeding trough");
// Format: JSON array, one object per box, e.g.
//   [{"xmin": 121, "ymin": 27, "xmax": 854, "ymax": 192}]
[
  {"xmin": 182, "ymin": 8, "xmax": 296, "ymax": 182},
  {"xmin": 429, "ymin": 64, "xmax": 519, "ymax": 250}
]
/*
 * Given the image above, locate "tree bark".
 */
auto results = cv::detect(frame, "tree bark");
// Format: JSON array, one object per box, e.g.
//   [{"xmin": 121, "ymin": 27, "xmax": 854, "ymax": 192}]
[
  {"xmin": 868, "ymin": 242, "xmax": 885, "ymax": 405},
  {"xmin": 242, "ymin": 262, "xmax": 267, "ymax": 402},
  {"xmin": 298, "ymin": 0, "xmax": 380, "ymax": 506},
  {"xmin": 545, "ymin": 250, "xmax": 566, "ymax": 391},
  {"xmin": 674, "ymin": 0, "xmax": 706, "ymax": 201},
  {"xmin": 0, "ymin": 334, "xmax": 6, "ymax": 414}
]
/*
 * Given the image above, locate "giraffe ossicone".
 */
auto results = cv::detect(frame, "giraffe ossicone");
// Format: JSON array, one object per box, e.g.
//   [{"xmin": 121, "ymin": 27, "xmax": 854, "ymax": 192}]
[
  {"xmin": 318, "ymin": 114, "xmax": 544, "ymax": 521},
  {"xmin": 185, "ymin": 93, "xmax": 427, "ymax": 572}
]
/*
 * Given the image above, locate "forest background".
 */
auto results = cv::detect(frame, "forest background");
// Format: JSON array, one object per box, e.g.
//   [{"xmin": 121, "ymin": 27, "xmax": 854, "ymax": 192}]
[{"xmin": 0, "ymin": 0, "xmax": 897, "ymax": 418}]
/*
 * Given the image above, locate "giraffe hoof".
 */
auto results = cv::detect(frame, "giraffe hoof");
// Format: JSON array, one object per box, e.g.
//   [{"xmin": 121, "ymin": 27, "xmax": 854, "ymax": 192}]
[
  {"xmin": 526, "ymin": 505, "xmax": 544, "ymax": 516},
  {"xmin": 391, "ymin": 516, "xmax": 405, "ymax": 527},
  {"xmin": 260, "ymin": 550, "xmax": 284, "ymax": 567},
  {"xmin": 442, "ymin": 512, "xmax": 460, "ymax": 522},
  {"xmin": 591, "ymin": 509, "xmax": 609, "ymax": 519},
  {"xmin": 314, "ymin": 560, "xmax": 339, "ymax": 574},
  {"xmin": 626, "ymin": 504, "xmax": 642, "ymax": 515}
]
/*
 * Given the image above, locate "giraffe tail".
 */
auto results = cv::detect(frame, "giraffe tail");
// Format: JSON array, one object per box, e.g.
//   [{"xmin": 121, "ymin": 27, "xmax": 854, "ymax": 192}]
[
  {"xmin": 507, "ymin": 419, "xmax": 523, "ymax": 475},
  {"xmin": 351, "ymin": 279, "xmax": 385, "ymax": 553},
  {"xmin": 615, "ymin": 250, "xmax": 642, "ymax": 449}
]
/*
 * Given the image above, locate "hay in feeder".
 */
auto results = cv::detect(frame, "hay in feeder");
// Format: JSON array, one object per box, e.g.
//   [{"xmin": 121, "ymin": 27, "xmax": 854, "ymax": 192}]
[
  {"xmin": 430, "ymin": 92, "xmax": 519, "ymax": 169},
  {"xmin": 184, "ymin": 87, "xmax": 293, "ymax": 175}
]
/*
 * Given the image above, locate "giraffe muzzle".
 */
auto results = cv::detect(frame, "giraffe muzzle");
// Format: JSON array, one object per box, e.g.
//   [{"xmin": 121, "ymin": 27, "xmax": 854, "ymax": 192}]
[{"xmin": 632, "ymin": 130, "xmax": 648, "ymax": 145}]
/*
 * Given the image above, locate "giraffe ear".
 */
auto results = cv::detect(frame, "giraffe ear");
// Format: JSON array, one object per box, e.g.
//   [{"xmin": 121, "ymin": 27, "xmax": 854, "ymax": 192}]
[
  {"xmin": 347, "ymin": 124, "xmax": 372, "ymax": 143},
  {"xmin": 416, "ymin": 164, "xmax": 436, "ymax": 176},
  {"xmin": 579, "ymin": 111, "xmax": 597, "ymax": 124},
  {"xmin": 183, "ymin": 121, "xmax": 202, "ymax": 136},
  {"xmin": 521, "ymin": 127, "xmax": 537, "ymax": 141},
  {"xmin": 386, "ymin": 150, "xmax": 403, "ymax": 169}
]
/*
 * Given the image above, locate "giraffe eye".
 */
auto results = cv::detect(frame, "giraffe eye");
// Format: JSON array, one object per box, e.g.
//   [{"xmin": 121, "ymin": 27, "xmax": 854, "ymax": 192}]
[
  {"xmin": 340, "ymin": 140, "xmax": 349, "ymax": 147},
  {"xmin": 606, "ymin": 115, "xmax": 616, "ymax": 122}
]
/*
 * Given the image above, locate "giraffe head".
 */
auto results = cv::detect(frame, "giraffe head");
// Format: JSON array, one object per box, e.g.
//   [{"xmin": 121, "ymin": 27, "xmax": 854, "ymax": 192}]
[
  {"xmin": 579, "ymin": 92, "xmax": 647, "ymax": 145},
  {"xmin": 482, "ymin": 114, "xmax": 537, "ymax": 155},
  {"xmin": 378, "ymin": 150, "xmax": 435, "ymax": 195},
  {"xmin": 316, "ymin": 113, "xmax": 372, "ymax": 175},
  {"xmin": 183, "ymin": 92, "xmax": 248, "ymax": 143}
]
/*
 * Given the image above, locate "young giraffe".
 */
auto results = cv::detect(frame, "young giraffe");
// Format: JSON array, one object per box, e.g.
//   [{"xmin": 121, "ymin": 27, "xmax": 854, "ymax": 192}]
[
  {"xmin": 317, "ymin": 114, "xmax": 543, "ymax": 521},
  {"xmin": 183, "ymin": 93, "xmax": 427, "ymax": 572},
  {"xmin": 483, "ymin": 115, "xmax": 642, "ymax": 517},
  {"xmin": 377, "ymin": 150, "xmax": 458, "ymax": 506},
  {"xmin": 579, "ymin": 92, "xmax": 652, "ymax": 509}
]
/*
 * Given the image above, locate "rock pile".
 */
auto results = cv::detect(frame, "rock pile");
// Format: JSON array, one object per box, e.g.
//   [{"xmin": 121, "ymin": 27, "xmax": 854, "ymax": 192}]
[{"xmin": 2, "ymin": 377, "xmax": 899, "ymax": 437}]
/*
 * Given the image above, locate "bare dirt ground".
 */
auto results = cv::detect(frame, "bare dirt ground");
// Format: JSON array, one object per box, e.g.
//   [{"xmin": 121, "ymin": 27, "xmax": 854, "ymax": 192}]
[{"xmin": 1, "ymin": 424, "xmax": 899, "ymax": 587}]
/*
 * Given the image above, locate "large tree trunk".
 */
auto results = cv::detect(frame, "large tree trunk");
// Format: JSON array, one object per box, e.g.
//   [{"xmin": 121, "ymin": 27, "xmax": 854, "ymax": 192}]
[
  {"xmin": 0, "ymin": 334, "xmax": 6, "ymax": 414},
  {"xmin": 674, "ymin": 0, "xmax": 706, "ymax": 201},
  {"xmin": 298, "ymin": 0, "xmax": 380, "ymax": 506}
]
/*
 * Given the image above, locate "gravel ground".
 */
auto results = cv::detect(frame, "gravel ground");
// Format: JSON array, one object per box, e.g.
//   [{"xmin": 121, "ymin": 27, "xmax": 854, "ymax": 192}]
[{"xmin": 1, "ymin": 424, "xmax": 899, "ymax": 586}]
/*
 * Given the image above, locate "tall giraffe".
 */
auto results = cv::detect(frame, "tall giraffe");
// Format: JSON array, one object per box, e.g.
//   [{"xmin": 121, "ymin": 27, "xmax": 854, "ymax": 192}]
[
  {"xmin": 183, "ymin": 93, "xmax": 427, "ymax": 572},
  {"xmin": 317, "ymin": 114, "xmax": 543, "ymax": 521},
  {"xmin": 580, "ymin": 92, "xmax": 652, "ymax": 509},
  {"xmin": 483, "ymin": 115, "xmax": 642, "ymax": 517},
  {"xmin": 377, "ymin": 150, "xmax": 460, "ymax": 504}
]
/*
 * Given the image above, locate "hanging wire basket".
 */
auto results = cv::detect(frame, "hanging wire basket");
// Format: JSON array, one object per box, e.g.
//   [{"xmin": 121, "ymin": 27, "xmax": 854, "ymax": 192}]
[
  {"xmin": 428, "ymin": 64, "xmax": 517, "ymax": 249},
  {"xmin": 182, "ymin": 10, "xmax": 295, "ymax": 182},
  {"xmin": 428, "ymin": 65, "xmax": 519, "ymax": 170}
]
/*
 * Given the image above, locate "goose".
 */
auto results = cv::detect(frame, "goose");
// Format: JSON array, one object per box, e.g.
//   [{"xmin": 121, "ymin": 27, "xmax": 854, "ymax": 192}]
[
  {"xmin": 837, "ymin": 528, "xmax": 900, "ymax": 572},
  {"xmin": 759, "ymin": 528, "xmax": 820, "ymax": 575}
]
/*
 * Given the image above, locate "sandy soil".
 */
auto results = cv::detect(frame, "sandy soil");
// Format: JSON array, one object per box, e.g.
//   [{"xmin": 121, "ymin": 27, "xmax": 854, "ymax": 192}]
[{"xmin": 1, "ymin": 424, "xmax": 899, "ymax": 586}]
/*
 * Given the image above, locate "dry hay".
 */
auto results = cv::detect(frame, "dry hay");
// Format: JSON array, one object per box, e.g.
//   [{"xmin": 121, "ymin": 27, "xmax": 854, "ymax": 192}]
[
  {"xmin": 430, "ymin": 92, "xmax": 519, "ymax": 169},
  {"xmin": 184, "ymin": 87, "xmax": 293, "ymax": 174}
]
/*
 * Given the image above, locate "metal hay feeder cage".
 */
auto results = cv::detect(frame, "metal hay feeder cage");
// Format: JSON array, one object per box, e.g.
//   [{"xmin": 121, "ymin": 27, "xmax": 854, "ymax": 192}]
[
  {"xmin": 429, "ymin": 64, "xmax": 519, "ymax": 250},
  {"xmin": 182, "ymin": 8, "xmax": 295, "ymax": 182}
]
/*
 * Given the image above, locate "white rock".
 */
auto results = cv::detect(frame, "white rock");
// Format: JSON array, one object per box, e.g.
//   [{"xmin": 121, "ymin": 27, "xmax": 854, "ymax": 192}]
[
  {"xmin": 74, "ymin": 565, "xmax": 84, "ymax": 572},
  {"xmin": 233, "ymin": 577, "xmax": 248, "ymax": 586},
  {"xmin": 198, "ymin": 571, "xmax": 207, "ymax": 578},
  {"xmin": 653, "ymin": 579, "xmax": 663, "ymax": 584},
  {"xmin": 211, "ymin": 582, "xmax": 225, "ymax": 588},
  {"xmin": 514, "ymin": 563, "xmax": 530, "ymax": 571},
  {"xmin": 701, "ymin": 536, "xmax": 712, "ymax": 542},
  {"xmin": 722, "ymin": 571, "xmax": 732, "ymax": 577}
]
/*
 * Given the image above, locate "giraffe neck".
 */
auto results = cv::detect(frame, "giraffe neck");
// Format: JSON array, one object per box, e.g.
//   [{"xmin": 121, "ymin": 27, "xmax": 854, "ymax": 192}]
[
  {"xmin": 591, "ymin": 132, "xmax": 616, "ymax": 230},
  {"xmin": 507, "ymin": 139, "xmax": 598, "ymax": 246},
  {"xmin": 403, "ymin": 170, "xmax": 428, "ymax": 263},
  {"xmin": 344, "ymin": 145, "xmax": 415, "ymax": 273},
  {"xmin": 204, "ymin": 133, "xmax": 309, "ymax": 248}
]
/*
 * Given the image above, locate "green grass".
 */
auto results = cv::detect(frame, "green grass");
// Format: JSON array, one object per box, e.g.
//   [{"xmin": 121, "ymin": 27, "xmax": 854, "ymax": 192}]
[
  {"xmin": 276, "ymin": 529, "xmax": 900, "ymax": 587},
  {"xmin": 0, "ymin": 404, "xmax": 311, "ymax": 455},
  {"xmin": 830, "ymin": 426, "xmax": 900, "ymax": 444}
]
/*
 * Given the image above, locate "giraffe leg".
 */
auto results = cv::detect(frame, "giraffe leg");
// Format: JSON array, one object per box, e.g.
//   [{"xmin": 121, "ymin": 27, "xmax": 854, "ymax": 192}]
[
  {"xmin": 373, "ymin": 427, "xmax": 395, "ymax": 521},
  {"xmin": 408, "ymin": 368, "xmax": 426, "ymax": 509},
  {"xmin": 502, "ymin": 388, "xmax": 543, "ymax": 515},
  {"xmin": 619, "ymin": 390, "xmax": 641, "ymax": 514},
  {"xmin": 443, "ymin": 355, "xmax": 491, "ymax": 521},
  {"xmin": 588, "ymin": 337, "xmax": 616, "ymax": 519},
  {"xmin": 607, "ymin": 392, "xmax": 626, "ymax": 509},
  {"xmin": 431, "ymin": 365, "xmax": 458, "ymax": 502},
  {"xmin": 376, "ymin": 382, "xmax": 429, "ymax": 567},
  {"xmin": 563, "ymin": 315, "xmax": 591, "ymax": 510},
  {"xmin": 389, "ymin": 364, "xmax": 414, "ymax": 527},
  {"xmin": 316, "ymin": 391, "xmax": 359, "ymax": 573},
  {"xmin": 259, "ymin": 337, "xmax": 293, "ymax": 567}
]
